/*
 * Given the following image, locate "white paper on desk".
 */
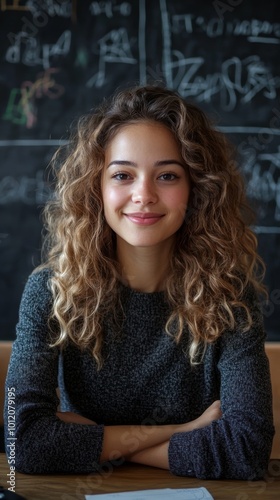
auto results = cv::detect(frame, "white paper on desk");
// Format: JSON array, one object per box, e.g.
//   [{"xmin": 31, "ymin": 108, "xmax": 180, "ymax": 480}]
[{"xmin": 85, "ymin": 487, "xmax": 214, "ymax": 499}]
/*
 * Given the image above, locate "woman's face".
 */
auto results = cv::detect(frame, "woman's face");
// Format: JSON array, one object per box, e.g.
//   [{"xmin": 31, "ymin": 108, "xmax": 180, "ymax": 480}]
[{"xmin": 101, "ymin": 121, "xmax": 191, "ymax": 251}]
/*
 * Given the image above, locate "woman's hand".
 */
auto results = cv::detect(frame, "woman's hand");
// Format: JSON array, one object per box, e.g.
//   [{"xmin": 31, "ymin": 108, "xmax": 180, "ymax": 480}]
[
  {"xmin": 56, "ymin": 401, "xmax": 222, "ymax": 467},
  {"xmin": 194, "ymin": 399, "xmax": 222, "ymax": 428},
  {"xmin": 56, "ymin": 411, "xmax": 97, "ymax": 425},
  {"xmin": 181, "ymin": 400, "xmax": 222, "ymax": 432},
  {"xmin": 128, "ymin": 400, "xmax": 223, "ymax": 468}
]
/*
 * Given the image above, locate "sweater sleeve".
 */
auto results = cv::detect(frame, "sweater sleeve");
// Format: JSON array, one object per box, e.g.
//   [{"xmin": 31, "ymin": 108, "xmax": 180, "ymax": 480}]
[
  {"xmin": 4, "ymin": 269, "xmax": 104, "ymax": 474},
  {"xmin": 168, "ymin": 285, "xmax": 275, "ymax": 480}
]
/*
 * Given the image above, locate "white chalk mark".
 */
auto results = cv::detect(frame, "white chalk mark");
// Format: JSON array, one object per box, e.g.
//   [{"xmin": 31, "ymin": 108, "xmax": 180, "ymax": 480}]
[
  {"xmin": 258, "ymin": 153, "xmax": 280, "ymax": 166},
  {"xmin": 248, "ymin": 37, "xmax": 280, "ymax": 44},
  {"xmin": 218, "ymin": 127, "xmax": 280, "ymax": 135},
  {"xmin": 169, "ymin": 55, "xmax": 280, "ymax": 111},
  {"xmin": 1, "ymin": 129, "xmax": 280, "ymax": 147},
  {"xmin": 138, "ymin": 0, "xmax": 146, "ymax": 84},
  {"xmin": 87, "ymin": 28, "xmax": 137, "ymax": 88},
  {"xmin": 242, "ymin": 150, "xmax": 280, "ymax": 221},
  {"xmin": 160, "ymin": 0, "xmax": 172, "ymax": 88},
  {"xmin": 5, "ymin": 30, "xmax": 71, "ymax": 70},
  {"xmin": 0, "ymin": 170, "xmax": 51, "ymax": 205},
  {"xmin": 252, "ymin": 226, "xmax": 280, "ymax": 233},
  {"xmin": 0, "ymin": 140, "xmax": 67, "ymax": 146}
]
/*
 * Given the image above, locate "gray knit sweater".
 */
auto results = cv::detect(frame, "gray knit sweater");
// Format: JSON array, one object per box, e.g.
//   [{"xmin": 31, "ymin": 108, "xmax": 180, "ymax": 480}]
[{"xmin": 4, "ymin": 269, "xmax": 274, "ymax": 479}]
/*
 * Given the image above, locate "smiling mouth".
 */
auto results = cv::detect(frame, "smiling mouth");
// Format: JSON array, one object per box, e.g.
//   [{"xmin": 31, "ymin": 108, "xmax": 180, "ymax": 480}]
[{"xmin": 124, "ymin": 213, "xmax": 164, "ymax": 225}]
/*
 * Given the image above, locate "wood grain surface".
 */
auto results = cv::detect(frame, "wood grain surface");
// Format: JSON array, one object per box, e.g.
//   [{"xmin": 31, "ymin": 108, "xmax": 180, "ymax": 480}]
[{"xmin": 0, "ymin": 454, "xmax": 279, "ymax": 500}]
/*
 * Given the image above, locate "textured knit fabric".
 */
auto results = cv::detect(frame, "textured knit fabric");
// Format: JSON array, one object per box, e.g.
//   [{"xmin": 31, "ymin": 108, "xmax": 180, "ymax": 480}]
[{"xmin": 4, "ymin": 268, "xmax": 274, "ymax": 478}]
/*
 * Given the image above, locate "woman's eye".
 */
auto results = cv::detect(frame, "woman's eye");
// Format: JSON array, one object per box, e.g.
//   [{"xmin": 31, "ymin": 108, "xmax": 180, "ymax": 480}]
[
  {"xmin": 158, "ymin": 173, "xmax": 179, "ymax": 181},
  {"xmin": 112, "ymin": 172, "xmax": 131, "ymax": 181}
]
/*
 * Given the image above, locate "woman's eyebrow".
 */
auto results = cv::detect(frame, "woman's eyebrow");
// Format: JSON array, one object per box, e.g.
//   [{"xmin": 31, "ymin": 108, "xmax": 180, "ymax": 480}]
[
  {"xmin": 154, "ymin": 159, "xmax": 185, "ymax": 168},
  {"xmin": 107, "ymin": 159, "xmax": 185, "ymax": 168},
  {"xmin": 107, "ymin": 160, "xmax": 137, "ymax": 168}
]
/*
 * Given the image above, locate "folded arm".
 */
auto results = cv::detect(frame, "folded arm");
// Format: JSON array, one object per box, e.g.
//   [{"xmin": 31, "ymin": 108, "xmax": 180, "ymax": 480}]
[{"xmin": 57, "ymin": 400, "xmax": 222, "ymax": 465}]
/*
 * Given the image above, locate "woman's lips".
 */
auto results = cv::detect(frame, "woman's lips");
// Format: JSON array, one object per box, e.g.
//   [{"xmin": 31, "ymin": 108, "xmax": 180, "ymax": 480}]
[{"xmin": 124, "ymin": 213, "xmax": 164, "ymax": 225}]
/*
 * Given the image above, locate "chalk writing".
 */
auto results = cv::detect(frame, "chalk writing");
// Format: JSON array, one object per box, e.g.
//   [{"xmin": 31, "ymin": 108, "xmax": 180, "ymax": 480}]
[
  {"xmin": 170, "ymin": 13, "xmax": 280, "ymax": 41},
  {"xmin": 3, "ymin": 68, "xmax": 65, "ymax": 128},
  {"xmin": 0, "ymin": 171, "xmax": 51, "ymax": 205},
  {"xmin": 6, "ymin": 30, "xmax": 71, "ymax": 69},
  {"xmin": 237, "ymin": 107, "xmax": 280, "ymax": 165},
  {"xmin": 0, "ymin": 0, "xmax": 29, "ymax": 10},
  {"xmin": 253, "ymin": 226, "xmax": 280, "ymax": 234},
  {"xmin": 87, "ymin": 28, "xmax": 137, "ymax": 88},
  {"xmin": 138, "ymin": 0, "xmax": 146, "ymax": 84},
  {"xmin": 160, "ymin": 1, "xmax": 280, "ymax": 107},
  {"xmin": 6, "ymin": 0, "xmax": 74, "ymax": 55},
  {"xmin": 243, "ymin": 149, "xmax": 280, "ymax": 222},
  {"xmin": 89, "ymin": 1, "xmax": 131, "ymax": 17},
  {"xmin": 230, "ymin": 19, "xmax": 280, "ymax": 39},
  {"xmin": 165, "ymin": 54, "xmax": 280, "ymax": 111},
  {"xmin": 2, "ymin": 89, "xmax": 25, "ymax": 125},
  {"xmin": 27, "ymin": 0, "xmax": 73, "ymax": 18},
  {"xmin": 2, "ymin": 0, "xmax": 73, "ymax": 17}
]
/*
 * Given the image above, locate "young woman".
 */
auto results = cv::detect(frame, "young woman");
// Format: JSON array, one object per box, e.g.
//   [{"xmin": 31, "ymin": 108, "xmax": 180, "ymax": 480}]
[{"xmin": 5, "ymin": 85, "xmax": 274, "ymax": 479}]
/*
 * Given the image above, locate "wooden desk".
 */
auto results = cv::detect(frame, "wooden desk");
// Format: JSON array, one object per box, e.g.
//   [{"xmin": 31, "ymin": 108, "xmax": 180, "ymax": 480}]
[{"xmin": 0, "ymin": 454, "xmax": 279, "ymax": 500}]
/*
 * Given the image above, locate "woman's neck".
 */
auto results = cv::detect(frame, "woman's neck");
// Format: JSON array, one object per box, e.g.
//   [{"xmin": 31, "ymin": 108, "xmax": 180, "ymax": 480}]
[{"xmin": 116, "ymin": 238, "xmax": 174, "ymax": 293}]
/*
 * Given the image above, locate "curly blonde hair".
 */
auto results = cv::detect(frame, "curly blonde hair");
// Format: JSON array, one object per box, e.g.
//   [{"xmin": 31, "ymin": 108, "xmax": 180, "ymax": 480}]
[{"xmin": 40, "ymin": 85, "xmax": 266, "ymax": 367}]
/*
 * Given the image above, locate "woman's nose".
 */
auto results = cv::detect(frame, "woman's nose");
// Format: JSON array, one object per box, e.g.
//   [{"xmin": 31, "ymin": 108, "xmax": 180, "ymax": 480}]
[{"xmin": 131, "ymin": 178, "xmax": 158, "ymax": 204}]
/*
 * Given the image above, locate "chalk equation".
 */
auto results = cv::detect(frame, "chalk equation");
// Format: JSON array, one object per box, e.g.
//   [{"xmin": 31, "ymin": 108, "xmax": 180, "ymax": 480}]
[
  {"xmin": 86, "ymin": 27, "xmax": 137, "ymax": 88},
  {"xmin": 3, "ymin": 68, "xmax": 65, "ymax": 128},
  {"xmin": 1, "ymin": 0, "xmax": 73, "ymax": 17},
  {"xmin": 164, "ymin": 55, "xmax": 280, "ymax": 111},
  {"xmin": 26, "ymin": 0, "xmax": 73, "ymax": 18},
  {"xmin": 160, "ymin": 1, "xmax": 280, "ymax": 110},
  {"xmin": 241, "ymin": 149, "xmax": 280, "ymax": 222},
  {"xmin": 89, "ymin": 1, "xmax": 131, "ymax": 17},
  {"xmin": 2, "ymin": 0, "xmax": 279, "ymax": 112},
  {"xmin": 0, "ymin": 170, "xmax": 51, "ymax": 205},
  {"xmin": 171, "ymin": 13, "xmax": 280, "ymax": 43},
  {"xmin": 6, "ymin": 30, "xmax": 71, "ymax": 68}
]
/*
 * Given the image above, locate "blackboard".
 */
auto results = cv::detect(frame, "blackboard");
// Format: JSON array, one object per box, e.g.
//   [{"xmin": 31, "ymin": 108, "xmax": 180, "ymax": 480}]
[{"xmin": 0, "ymin": 0, "xmax": 279, "ymax": 341}]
